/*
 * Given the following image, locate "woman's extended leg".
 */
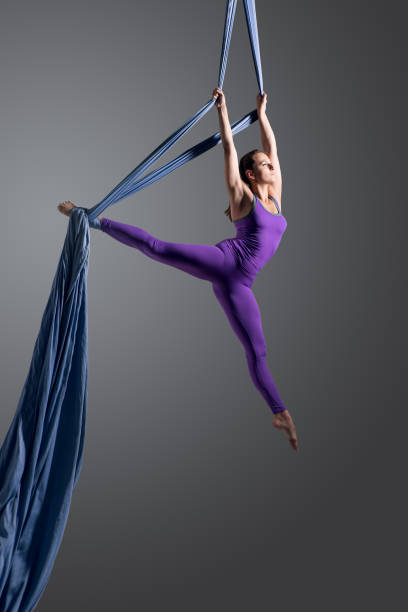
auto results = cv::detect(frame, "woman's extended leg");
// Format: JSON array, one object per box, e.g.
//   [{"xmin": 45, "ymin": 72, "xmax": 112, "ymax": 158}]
[
  {"xmin": 99, "ymin": 217, "xmax": 225, "ymax": 282},
  {"xmin": 212, "ymin": 281, "xmax": 287, "ymax": 414}
]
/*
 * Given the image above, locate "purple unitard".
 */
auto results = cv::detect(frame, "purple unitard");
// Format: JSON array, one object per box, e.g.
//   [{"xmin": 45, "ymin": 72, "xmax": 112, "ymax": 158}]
[{"xmin": 97, "ymin": 192, "xmax": 288, "ymax": 414}]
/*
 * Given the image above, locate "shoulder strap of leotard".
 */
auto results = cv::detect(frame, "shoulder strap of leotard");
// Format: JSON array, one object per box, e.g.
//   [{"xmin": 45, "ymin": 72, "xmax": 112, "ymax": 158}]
[{"xmin": 268, "ymin": 195, "xmax": 280, "ymax": 214}]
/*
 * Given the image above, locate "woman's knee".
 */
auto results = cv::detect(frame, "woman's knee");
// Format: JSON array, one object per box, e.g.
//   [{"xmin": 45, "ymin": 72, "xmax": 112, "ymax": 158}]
[
  {"xmin": 246, "ymin": 338, "xmax": 267, "ymax": 362},
  {"xmin": 142, "ymin": 234, "xmax": 161, "ymax": 256}
]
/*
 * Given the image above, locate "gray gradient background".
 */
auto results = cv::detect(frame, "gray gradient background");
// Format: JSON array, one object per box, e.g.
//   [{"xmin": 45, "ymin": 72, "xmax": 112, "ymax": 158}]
[{"xmin": 0, "ymin": 0, "xmax": 406, "ymax": 610}]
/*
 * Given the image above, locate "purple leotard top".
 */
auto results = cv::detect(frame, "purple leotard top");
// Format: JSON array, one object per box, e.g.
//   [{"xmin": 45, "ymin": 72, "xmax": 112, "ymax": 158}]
[{"xmin": 215, "ymin": 192, "xmax": 287, "ymax": 286}]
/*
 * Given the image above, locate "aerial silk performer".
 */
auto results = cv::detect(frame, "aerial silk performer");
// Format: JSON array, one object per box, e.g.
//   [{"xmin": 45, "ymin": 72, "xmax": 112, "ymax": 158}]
[{"xmin": 0, "ymin": 1, "xmax": 298, "ymax": 610}]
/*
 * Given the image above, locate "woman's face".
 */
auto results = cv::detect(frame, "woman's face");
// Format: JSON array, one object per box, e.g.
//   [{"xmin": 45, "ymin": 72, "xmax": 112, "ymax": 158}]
[{"xmin": 247, "ymin": 152, "xmax": 277, "ymax": 185}]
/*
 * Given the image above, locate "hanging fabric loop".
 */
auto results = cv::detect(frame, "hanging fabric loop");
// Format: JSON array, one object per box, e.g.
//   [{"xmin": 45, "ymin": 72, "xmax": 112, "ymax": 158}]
[{"xmin": 87, "ymin": 0, "xmax": 264, "ymax": 222}]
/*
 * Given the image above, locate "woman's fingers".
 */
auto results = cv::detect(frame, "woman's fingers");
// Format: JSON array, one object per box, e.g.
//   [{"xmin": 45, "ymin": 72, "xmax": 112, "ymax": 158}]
[{"xmin": 212, "ymin": 88, "xmax": 226, "ymax": 108}]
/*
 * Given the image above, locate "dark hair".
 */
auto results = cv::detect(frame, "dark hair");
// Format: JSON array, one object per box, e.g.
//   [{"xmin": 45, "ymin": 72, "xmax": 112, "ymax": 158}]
[{"xmin": 224, "ymin": 149, "xmax": 262, "ymax": 222}]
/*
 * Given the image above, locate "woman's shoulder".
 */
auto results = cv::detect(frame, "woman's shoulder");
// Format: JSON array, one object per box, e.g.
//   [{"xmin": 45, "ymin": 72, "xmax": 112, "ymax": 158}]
[
  {"xmin": 235, "ymin": 182, "xmax": 254, "ymax": 208},
  {"xmin": 230, "ymin": 183, "xmax": 254, "ymax": 222}
]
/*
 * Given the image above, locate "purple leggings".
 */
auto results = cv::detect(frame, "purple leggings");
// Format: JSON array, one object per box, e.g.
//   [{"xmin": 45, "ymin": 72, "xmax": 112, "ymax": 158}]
[{"xmin": 99, "ymin": 218, "xmax": 286, "ymax": 414}]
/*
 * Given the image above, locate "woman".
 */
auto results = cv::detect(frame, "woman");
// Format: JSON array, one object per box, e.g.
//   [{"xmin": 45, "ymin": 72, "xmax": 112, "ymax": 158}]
[{"xmin": 58, "ymin": 88, "xmax": 298, "ymax": 451}]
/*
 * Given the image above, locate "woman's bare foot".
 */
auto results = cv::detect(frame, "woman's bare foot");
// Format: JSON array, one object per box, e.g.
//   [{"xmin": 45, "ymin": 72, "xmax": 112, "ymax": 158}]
[
  {"xmin": 57, "ymin": 200, "xmax": 76, "ymax": 217},
  {"xmin": 57, "ymin": 201, "xmax": 102, "ymax": 224},
  {"xmin": 272, "ymin": 409, "xmax": 299, "ymax": 451}
]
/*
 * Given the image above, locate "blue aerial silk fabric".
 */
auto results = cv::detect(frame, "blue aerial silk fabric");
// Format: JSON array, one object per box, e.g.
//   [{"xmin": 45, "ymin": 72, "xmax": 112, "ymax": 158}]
[
  {"xmin": 0, "ymin": 1, "xmax": 263, "ymax": 609},
  {"xmin": 0, "ymin": 212, "xmax": 89, "ymax": 611}
]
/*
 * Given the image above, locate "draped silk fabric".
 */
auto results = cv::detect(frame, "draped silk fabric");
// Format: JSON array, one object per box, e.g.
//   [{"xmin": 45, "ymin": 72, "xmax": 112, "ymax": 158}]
[{"xmin": 0, "ymin": 1, "xmax": 264, "ymax": 609}]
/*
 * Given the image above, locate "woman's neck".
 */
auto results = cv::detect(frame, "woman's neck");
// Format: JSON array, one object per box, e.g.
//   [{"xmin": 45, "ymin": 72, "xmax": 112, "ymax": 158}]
[{"xmin": 252, "ymin": 185, "xmax": 269, "ymax": 204}]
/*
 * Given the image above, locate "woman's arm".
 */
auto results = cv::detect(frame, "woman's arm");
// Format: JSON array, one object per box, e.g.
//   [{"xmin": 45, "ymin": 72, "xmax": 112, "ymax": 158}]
[
  {"xmin": 257, "ymin": 92, "xmax": 282, "ymax": 185},
  {"xmin": 259, "ymin": 112, "xmax": 278, "ymax": 157},
  {"xmin": 213, "ymin": 88, "xmax": 234, "ymax": 151},
  {"xmin": 213, "ymin": 88, "xmax": 244, "ymax": 211}
]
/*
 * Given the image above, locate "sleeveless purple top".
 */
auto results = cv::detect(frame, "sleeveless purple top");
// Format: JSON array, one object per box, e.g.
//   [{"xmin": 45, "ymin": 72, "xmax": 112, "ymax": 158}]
[{"xmin": 215, "ymin": 193, "xmax": 287, "ymax": 285}]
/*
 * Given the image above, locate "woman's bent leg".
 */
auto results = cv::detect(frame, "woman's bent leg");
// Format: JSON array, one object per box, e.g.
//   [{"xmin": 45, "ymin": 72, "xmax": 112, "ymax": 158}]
[
  {"xmin": 212, "ymin": 281, "xmax": 286, "ymax": 414},
  {"xmin": 99, "ymin": 218, "xmax": 225, "ymax": 282}
]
